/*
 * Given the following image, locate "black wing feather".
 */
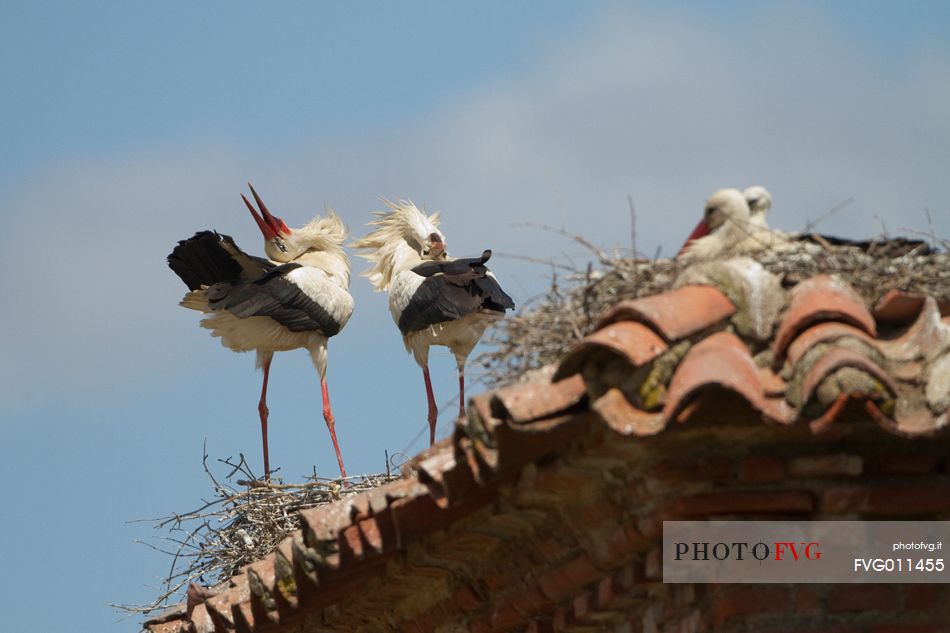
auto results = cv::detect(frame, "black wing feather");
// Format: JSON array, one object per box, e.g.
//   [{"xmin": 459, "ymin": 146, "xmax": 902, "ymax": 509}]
[
  {"xmin": 205, "ymin": 264, "xmax": 343, "ymax": 336},
  {"xmin": 399, "ymin": 250, "xmax": 515, "ymax": 335},
  {"xmin": 167, "ymin": 231, "xmax": 274, "ymax": 290}
]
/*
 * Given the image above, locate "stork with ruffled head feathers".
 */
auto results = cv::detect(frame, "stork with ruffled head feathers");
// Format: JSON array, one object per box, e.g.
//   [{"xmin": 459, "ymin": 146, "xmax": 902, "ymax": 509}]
[
  {"xmin": 167, "ymin": 184, "xmax": 353, "ymax": 480},
  {"xmin": 353, "ymin": 200, "xmax": 515, "ymax": 445}
]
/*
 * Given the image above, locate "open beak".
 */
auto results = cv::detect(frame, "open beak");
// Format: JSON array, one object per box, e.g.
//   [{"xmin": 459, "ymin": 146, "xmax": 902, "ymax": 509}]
[
  {"xmin": 677, "ymin": 219, "xmax": 711, "ymax": 256},
  {"xmin": 242, "ymin": 183, "xmax": 292, "ymax": 240}
]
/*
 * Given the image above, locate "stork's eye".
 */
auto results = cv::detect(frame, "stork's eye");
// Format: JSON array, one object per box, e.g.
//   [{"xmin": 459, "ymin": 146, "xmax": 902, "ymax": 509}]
[{"xmin": 273, "ymin": 238, "xmax": 288, "ymax": 253}]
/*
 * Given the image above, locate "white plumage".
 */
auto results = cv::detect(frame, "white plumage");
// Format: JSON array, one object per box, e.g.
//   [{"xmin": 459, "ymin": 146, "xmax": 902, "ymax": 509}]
[
  {"xmin": 678, "ymin": 188, "xmax": 785, "ymax": 261},
  {"xmin": 353, "ymin": 199, "xmax": 514, "ymax": 445},
  {"xmin": 168, "ymin": 184, "xmax": 353, "ymax": 480}
]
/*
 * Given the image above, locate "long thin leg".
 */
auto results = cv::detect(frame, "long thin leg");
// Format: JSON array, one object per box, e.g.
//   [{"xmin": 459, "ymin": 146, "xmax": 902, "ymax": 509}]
[
  {"xmin": 258, "ymin": 356, "xmax": 272, "ymax": 480},
  {"xmin": 321, "ymin": 378, "xmax": 347, "ymax": 482},
  {"xmin": 458, "ymin": 365, "xmax": 466, "ymax": 420},
  {"xmin": 422, "ymin": 365, "xmax": 438, "ymax": 446}
]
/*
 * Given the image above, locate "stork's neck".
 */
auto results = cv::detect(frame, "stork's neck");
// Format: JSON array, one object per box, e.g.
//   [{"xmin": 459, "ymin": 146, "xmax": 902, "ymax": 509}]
[
  {"xmin": 390, "ymin": 240, "xmax": 426, "ymax": 276},
  {"xmin": 293, "ymin": 250, "xmax": 351, "ymax": 288}
]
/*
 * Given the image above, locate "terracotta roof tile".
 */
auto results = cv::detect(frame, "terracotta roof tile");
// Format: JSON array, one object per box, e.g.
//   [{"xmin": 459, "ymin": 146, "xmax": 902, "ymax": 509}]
[
  {"xmin": 490, "ymin": 373, "xmax": 587, "ymax": 423},
  {"xmin": 877, "ymin": 296, "xmax": 950, "ymax": 362},
  {"xmin": 662, "ymin": 331, "xmax": 777, "ymax": 424},
  {"xmin": 591, "ymin": 387, "xmax": 664, "ymax": 436},
  {"xmin": 773, "ymin": 274, "xmax": 877, "ymax": 366},
  {"xmin": 146, "ymin": 264, "xmax": 950, "ymax": 633},
  {"xmin": 799, "ymin": 347, "xmax": 897, "ymax": 412},
  {"xmin": 555, "ymin": 321, "xmax": 667, "ymax": 380},
  {"xmin": 873, "ymin": 288, "xmax": 926, "ymax": 324},
  {"xmin": 593, "ymin": 285, "xmax": 736, "ymax": 341},
  {"xmin": 786, "ymin": 321, "xmax": 879, "ymax": 367}
]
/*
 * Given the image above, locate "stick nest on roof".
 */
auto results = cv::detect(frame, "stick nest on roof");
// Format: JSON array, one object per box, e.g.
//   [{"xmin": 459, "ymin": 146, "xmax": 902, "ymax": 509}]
[
  {"xmin": 117, "ymin": 451, "xmax": 396, "ymax": 617},
  {"xmin": 478, "ymin": 234, "xmax": 949, "ymax": 386}
]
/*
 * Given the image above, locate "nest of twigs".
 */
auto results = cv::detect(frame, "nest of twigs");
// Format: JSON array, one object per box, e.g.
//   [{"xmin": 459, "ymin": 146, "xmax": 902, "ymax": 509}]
[
  {"xmin": 117, "ymin": 451, "xmax": 396, "ymax": 617},
  {"xmin": 478, "ymin": 232, "xmax": 949, "ymax": 387}
]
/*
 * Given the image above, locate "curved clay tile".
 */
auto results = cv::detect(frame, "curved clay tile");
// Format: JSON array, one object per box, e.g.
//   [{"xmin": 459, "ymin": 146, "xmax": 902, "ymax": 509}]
[
  {"xmin": 927, "ymin": 354, "xmax": 950, "ymax": 414},
  {"xmin": 773, "ymin": 275, "xmax": 877, "ymax": 367},
  {"xmin": 491, "ymin": 374, "xmax": 588, "ymax": 423},
  {"xmin": 876, "ymin": 296, "xmax": 950, "ymax": 362},
  {"xmin": 873, "ymin": 289, "xmax": 926, "ymax": 325},
  {"xmin": 660, "ymin": 331, "xmax": 771, "ymax": 424},
  {"xmin": 675, "ymin": 257, "xmax": 786, "ymax": 343},
  {"xmin": 555, "ymin": 321, "xmax": 668, "ymax": 380},
  {"xmin": 786, "ymin": 321, "xmax": 880, "ymax": 367},
  {"xmin": 806, "ymin": 393, "xmax": 851, "ymax": 433},
  {"xmin": 863, "ymin": 400, "xmax": 948, "ymax": 437},
  {"xmin": 593, "ymin": 285, "xmax": 736, "ymax": 342},
  {"xmin": 758, "ymin": 366, "xmax": 787, "ymax": 397},
  {"xmin": 591, "ymin": 387, "xmax": 664, "ymax": 436},
  {"xmin": 799, "ymin": 347, "xmax": 898, "ymax": 416}
]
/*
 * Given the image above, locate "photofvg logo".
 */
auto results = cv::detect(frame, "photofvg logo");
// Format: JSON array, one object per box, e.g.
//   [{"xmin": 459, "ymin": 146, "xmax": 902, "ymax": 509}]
[
  {"xmin": 674, "ymin": 540, "xmax": 822, "ymax": 562},
  {"xmin": 664, "ymin": 521, "xmax": 949, "ymax": 583}
]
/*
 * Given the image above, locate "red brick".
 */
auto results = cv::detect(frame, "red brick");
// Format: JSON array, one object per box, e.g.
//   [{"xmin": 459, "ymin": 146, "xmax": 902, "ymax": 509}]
[
  {"xmin": 535, "ymin": 537, "xmax": 573, "ymax": 562},
  {"xmin": 452, "ymin": 585, "xmax": 482, "ymax": 613},
  {"xmin": 570, "ymin": 590, "xmax": 593, "ymax": 622},
  {"xmin": 645, "ymin": 547, "xmax": 662, "ymax": 580},
  {"xmin": 654, "ymin": 457, "xmax": 732, "ymax": 482},
  {"xmin": 489, "ymin": 602, "xmax": 527, "ymax": 630},
  {"xmin": 673, "ymin": 490, "xmax": 814, "ymax": 516},
  {"xmin": 506, "ymin": 586, "xmax": 550, "ymax": 617},
  {"xmin": 754, "ymin": 628, "xmax": 859, "ymax": 633},
  {"xmin": 479, "ymin": 563, "xmax": 521, "ymax": 592},
  {"xmin": 738, "ymin": 457, "xmax": 785, "ymax": 482},
  {"xmin": 588, "ymin": 524, "xmax": 645, "ymax": 568},
  {"xmin": 669, "ymin": 609, "xmax": 705, "ymax": 633},
  {"xmin": 867, "ymin": 627, "xmax": 950, "ymax": 633},
  {"xmin": 563, "ymin": 502, "xmax": 620, "ymax": 537},
  {"xmin": 537, "ymin": 554, "xmax": 603, "ymax": 602},
  {"xmin": 712, "ymin": 587, "xmax": 788, "ymax": 626},
  {"xmin": 827, "ymin": 585, "xmax": 898, "ymax": 612},
  {"xmin": 794, "ymin": 587, "xmax": 821, "ymax": 612},
  {"xmin": 787, "ymin": 454, "xmax": 862, "ymax": 478},
  {"xmin": 904, "ymin": 584, "xmax": 940, "ymax": 610},
  {"xmin": 822, "ymin": 485, "xmax": 950, "ymax": 515},
  {"xmin": 467, "ymin": 616, "xmax": 493, "ymax": 633},
  {"xmin": 867, "ymin": 455, "xmax": 940, "ymax": 475}
]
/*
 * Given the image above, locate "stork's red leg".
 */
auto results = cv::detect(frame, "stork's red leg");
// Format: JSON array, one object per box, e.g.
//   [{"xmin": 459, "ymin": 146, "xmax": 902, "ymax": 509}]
[
  {"xmin": 422, "ymin": 366, "xmax": 438, "ymax": 446},
  {"xmin": 321, "ymin": 378, "xmax": 348, "ymax": 483},
  {"xmin": 258, "ymin": 356, "xmax": 272, "ymax": 480},
  {"xmin": 458, "ymin": 365, "xmax": 466, "ymax": 420}
]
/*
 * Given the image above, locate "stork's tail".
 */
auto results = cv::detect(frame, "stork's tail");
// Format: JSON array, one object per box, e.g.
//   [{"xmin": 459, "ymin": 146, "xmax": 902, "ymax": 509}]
[{"xmin": 168, "ymin": 231, "xmax": 243, "ymax": 290}]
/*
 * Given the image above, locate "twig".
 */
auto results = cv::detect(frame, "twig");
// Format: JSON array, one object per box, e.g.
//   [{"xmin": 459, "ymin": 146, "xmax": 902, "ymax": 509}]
[{"xmin": 802, "ymin": 196, "xmax": 855, "ymax": 233}]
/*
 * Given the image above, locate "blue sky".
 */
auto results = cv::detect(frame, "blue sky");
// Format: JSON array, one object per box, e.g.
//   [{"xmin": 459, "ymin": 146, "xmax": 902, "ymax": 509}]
[{"xmin": 1, "ymin": 2, "xmax": 949, "ymax": 631}]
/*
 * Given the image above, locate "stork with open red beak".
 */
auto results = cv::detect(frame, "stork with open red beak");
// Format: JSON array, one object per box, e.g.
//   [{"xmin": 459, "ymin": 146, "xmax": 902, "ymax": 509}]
[
  {"xmin": 167, "ymin": 184, "xmax": 353, "ymax": 480},
  {"xmin": 353, "ymin": 200, "xmax": 515, "ymax": 446}
]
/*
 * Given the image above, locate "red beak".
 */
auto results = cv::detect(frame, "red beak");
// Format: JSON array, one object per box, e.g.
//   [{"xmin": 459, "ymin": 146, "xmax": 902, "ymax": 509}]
[
  {"xmin": 677, "ymin": 219, "xmax": 711, "ymax": 256},
  {"xmin": 243, "ymin": 183, "xmax": 292, "ymax": 239}
]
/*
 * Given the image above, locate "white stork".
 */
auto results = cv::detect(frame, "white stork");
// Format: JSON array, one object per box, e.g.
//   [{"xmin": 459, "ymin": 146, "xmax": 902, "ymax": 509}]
[
  {"xmin": 743, "ymin": 185, "xmax": 772, "ymax": 229},
  {"xmin": 353, "ymin": 200, "xmax": 515, "ymax": 445},
  {"xmin": 678, "ymin": 187, "xmax": 783, "ymax": 261},
  {"xmin": 167, "ymin": 184, "xmax": 353, "ymax": 480}
]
